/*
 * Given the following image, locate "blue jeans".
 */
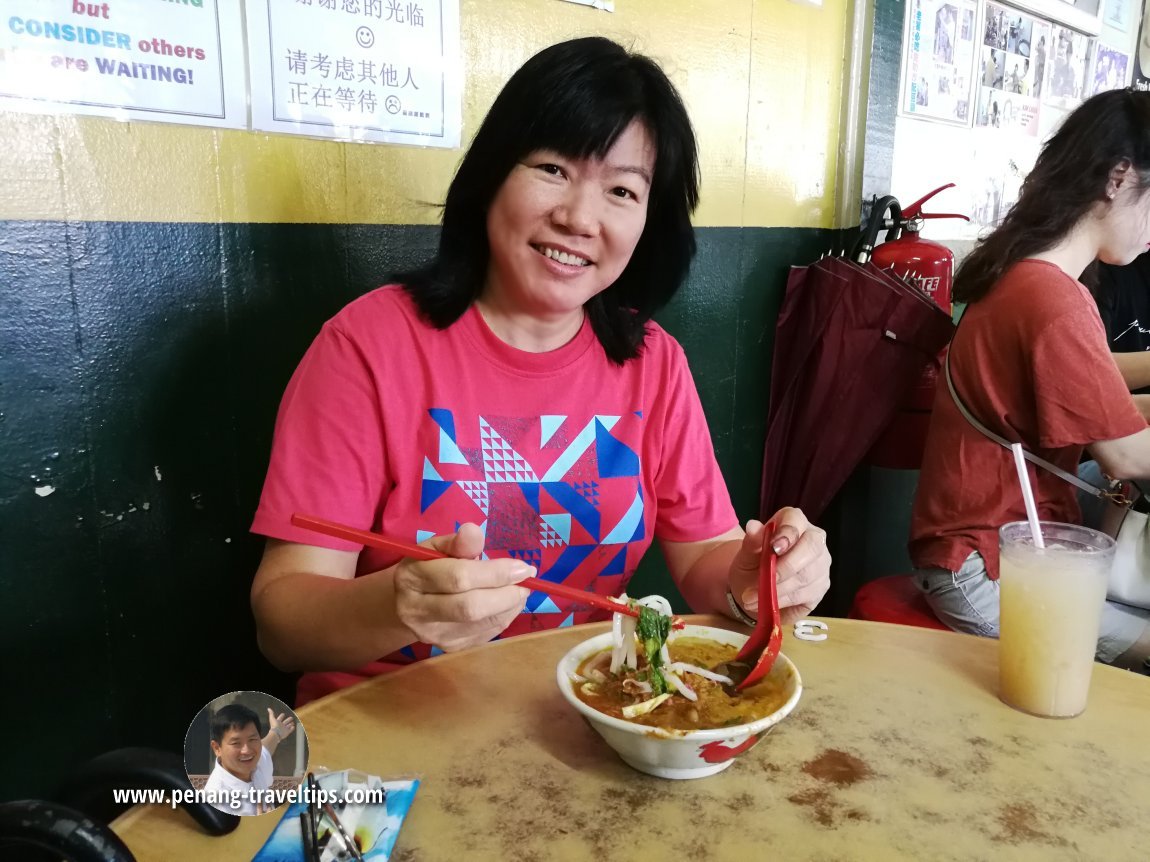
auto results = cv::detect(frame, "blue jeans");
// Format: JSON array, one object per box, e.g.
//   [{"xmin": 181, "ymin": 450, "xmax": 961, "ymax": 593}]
[
  {"xmin": 916, "ymin": 547, "xmax": 1150, "ymax": 663},
  {"xmin": 914, "ymin": 553, "xmax": 999, "ymax": 639}
]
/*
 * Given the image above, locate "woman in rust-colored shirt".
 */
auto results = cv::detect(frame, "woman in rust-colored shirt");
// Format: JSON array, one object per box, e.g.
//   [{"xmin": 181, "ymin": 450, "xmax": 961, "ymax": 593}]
[{"xmin": 910, "ymin": 89, "xmax": 1150, "ymax": 670}]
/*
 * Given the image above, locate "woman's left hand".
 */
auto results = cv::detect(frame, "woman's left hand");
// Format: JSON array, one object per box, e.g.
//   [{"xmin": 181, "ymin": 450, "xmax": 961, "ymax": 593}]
[{"xmin": 728, "ymin": 508, "xmax": 831, "ymax": 625}]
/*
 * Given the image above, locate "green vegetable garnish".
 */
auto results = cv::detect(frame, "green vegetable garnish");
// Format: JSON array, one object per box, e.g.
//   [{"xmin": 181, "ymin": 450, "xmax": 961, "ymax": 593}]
[{"xmin": 636, "ymin": 604, "xmax": 672, "ymax": 695}]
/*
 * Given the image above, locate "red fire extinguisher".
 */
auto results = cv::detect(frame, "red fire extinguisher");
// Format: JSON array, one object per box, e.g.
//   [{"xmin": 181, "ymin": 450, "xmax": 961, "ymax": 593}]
[{"xmin": 865, "ymin": 183, "xmax": 969, "ymax": 470}]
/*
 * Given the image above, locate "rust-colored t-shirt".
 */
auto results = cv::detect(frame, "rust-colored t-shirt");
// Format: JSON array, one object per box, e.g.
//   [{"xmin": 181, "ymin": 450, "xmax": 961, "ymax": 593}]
[{"xmin": 910, "ymin": 259, "xmax": 1146, "ymax": 579}]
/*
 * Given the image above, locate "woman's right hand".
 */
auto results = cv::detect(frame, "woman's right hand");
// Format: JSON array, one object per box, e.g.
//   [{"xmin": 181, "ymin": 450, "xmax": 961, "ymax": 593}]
[{"xmin": 392, "ymin": 523, "xmax": 534, "ymax": 652}]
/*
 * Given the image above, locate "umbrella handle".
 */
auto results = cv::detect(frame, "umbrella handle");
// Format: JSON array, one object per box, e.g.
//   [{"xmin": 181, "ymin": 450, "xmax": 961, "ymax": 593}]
[{"xmin": 851, "ymin": 195, "xmax": 903, "ymax": 264}]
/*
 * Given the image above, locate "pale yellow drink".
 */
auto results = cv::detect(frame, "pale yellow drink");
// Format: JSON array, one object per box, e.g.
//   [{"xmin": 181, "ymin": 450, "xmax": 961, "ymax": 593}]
[{"xmin": 998, "ymin": 522, "xmax": 1114, "ymax": 718}]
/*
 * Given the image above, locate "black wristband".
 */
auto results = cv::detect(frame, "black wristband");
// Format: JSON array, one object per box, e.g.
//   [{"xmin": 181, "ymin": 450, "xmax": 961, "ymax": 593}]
[{"xmin": 725, "ymin": 590, "xmax": 758, "ymax": 625}]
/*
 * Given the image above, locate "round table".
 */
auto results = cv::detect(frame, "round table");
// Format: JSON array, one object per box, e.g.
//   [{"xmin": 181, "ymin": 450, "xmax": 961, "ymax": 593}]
[{"xmin": 114, "ymin": 616, "xmax": 1150, "ymax": 860}]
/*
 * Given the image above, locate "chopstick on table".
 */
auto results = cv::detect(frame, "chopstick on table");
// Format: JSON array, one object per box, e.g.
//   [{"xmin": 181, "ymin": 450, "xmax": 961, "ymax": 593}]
[{"xmin": 290, "ymin": 513, "xmax": 683, "ymax": 628}]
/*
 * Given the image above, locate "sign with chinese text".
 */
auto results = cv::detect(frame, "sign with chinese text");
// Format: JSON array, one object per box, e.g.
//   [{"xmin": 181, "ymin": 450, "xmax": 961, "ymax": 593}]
[
  {"xmin": 0, "ymin": 0, "xmax": 246, "ymax": 128},
  {"xmin": 245, "ymin": 0, "xmax": 461, "ymax": 147}
]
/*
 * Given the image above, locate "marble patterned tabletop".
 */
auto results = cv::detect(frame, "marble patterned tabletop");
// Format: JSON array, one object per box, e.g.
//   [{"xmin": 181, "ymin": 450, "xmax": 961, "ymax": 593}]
[{"xmin": 114, "ymin": 616, "xmax": 1150, "ymax": 861}]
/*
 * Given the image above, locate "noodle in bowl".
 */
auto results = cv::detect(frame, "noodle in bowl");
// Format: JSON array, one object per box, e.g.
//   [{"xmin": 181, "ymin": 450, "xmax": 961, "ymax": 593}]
[{"xmin": 556, "ymin": 623, "xmax": 802, "ymax": 779}]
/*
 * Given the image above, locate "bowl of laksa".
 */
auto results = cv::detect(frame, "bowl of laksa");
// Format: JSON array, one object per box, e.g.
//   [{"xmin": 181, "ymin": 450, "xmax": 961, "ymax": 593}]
[{"xmin": 556, "ymin": 608, "xmax": 801, "ymax": 779}]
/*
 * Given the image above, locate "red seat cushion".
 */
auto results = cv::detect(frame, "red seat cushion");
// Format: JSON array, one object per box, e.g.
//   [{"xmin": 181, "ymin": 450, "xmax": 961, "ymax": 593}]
[{"xmin": 849, "ymin": 575, "xmax": 949, "ymax": 631}]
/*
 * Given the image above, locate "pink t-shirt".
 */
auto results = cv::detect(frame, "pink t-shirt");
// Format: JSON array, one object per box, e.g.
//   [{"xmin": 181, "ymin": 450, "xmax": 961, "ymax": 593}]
[{"xmin": 252, "ymin": 286, "xmax": 737, "ymax": 702}]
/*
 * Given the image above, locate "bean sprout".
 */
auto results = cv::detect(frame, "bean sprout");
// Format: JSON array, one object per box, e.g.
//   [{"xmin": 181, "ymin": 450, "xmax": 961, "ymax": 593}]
[{"xmin": 669, "ymin": 662, "xmax": 734, "ymax": 685}]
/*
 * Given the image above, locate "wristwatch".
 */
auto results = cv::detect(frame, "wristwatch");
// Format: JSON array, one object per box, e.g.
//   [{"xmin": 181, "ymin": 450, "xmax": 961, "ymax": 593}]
[{"xmin": 726, "ymin": 590, "xmax": 758, "ymax": 626}]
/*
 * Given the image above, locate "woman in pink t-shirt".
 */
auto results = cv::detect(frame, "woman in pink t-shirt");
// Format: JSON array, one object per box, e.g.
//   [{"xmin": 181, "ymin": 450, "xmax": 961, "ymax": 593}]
[
  {"xmin": 249, "ymin": 37, "xmax": 831, "ymax": 700},
  {"xmin": 911, "ymin": 89, "xmax": 1150, "ymax": 670}
]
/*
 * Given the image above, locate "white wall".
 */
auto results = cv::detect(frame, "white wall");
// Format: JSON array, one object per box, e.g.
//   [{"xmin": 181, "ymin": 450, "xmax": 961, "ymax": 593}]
[{"xmin": 889, "ymin": 0, "xmax": 1144, "ymax": 246}]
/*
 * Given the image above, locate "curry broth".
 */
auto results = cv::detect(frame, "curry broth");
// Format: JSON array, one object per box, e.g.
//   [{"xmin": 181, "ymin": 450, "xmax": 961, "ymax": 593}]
[{"xmin": 574, "ymin": 636, "xmax": 790, "ymax": 730}]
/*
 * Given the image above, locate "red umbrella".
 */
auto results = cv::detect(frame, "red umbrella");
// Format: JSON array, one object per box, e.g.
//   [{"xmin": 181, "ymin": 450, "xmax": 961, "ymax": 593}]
[{"xmin": 760, "ymin": 200, "xmax": 955, "ymax": 523}]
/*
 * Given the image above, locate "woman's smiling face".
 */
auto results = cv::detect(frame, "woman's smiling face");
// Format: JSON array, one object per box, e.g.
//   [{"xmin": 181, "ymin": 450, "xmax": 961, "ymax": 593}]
[{"xmin": 482, "ymin": 119, "xmax": 656, "ymax": 321}]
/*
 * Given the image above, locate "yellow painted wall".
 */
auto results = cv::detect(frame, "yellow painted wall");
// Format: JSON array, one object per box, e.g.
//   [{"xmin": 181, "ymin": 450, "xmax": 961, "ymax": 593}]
[{"xmin": 0, "ymin": 0, "xmax": 849, "ymax": 227}]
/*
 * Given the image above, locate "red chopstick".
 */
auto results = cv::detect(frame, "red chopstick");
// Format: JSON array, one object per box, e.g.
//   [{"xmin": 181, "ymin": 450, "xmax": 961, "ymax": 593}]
[{"xmin": 290, "ymin": 513, "xmax": 684, "ymax": 628}]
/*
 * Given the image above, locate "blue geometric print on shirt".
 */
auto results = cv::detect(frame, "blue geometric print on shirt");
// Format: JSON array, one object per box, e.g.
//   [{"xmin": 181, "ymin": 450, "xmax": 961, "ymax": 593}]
[
  {"xmin": 421, "ymin": 410, "xmax": 644, "ymax": 613},
  {"xmin": 429, "ymin": 408, "xmax": 456, "ymax": 439},
  {"xmin": 420, "ymin": 479, "xmax": 452, "ymax": 512},
  {"xmin": 603, "ymin": 546, "xmax": 628, "ymax": 576},
  {"xmin": 595, "ymin": 418, "xmax": 640, "ymax": 477},
  {"xmin": 542, "ymin": 482, "xmax": 601, "ymax": 539},
  {"xmin": 526, "ymin": 544, "xmax": 597, "ymax": 611}
]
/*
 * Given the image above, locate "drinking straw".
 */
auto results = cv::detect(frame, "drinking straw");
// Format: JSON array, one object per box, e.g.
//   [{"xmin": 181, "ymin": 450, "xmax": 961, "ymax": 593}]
[{"xmin": 1011, "ymin": 443, "xmax": 1044, "ymax": 549}]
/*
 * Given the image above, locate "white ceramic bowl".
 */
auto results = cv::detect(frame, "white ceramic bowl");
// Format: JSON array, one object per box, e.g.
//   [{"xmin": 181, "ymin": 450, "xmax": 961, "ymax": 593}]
[{"xmin": 556, "ymin": 624, "xmax": 802, "ymax": 779}]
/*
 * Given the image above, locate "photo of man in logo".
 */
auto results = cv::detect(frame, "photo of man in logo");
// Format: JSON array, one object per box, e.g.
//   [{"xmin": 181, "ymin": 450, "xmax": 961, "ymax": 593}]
[{"xmin": 200, "ymin": 703, "xmax": 303, "ymax": 818}]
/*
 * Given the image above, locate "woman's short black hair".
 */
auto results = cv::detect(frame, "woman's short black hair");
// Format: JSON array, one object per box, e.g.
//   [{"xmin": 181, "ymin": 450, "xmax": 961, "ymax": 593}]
[
  {"xmin": 956, "ymin": 89, "xmax": 1150, "ymax": 303},
  {"xmin": 398, "ymin": 36, "xmax": 700, "ymax": 364}
]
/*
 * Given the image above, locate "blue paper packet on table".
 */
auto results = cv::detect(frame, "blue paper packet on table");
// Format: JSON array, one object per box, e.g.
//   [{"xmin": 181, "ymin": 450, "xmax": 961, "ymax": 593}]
[{"xmin": 252, "ymin": 769, "xmax": 419, "ymax": 861}]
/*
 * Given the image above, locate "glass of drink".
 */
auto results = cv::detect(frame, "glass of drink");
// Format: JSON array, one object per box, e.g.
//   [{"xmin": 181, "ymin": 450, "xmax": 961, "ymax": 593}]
[{"xmin": 998, "ymin": 521, "xmax": 1115, "ymax": 718}]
